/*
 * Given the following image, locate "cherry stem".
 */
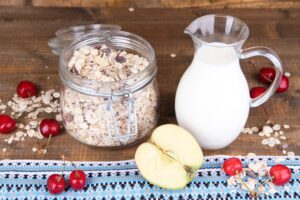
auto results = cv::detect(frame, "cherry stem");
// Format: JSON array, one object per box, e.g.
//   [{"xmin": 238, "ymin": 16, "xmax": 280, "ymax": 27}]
[
  {"xmin": 235, "ymin": 170, "xmax": 257, "ymax": 197},
  {"xmin": 46, "ymin": 134, "xmax": 52, "ymax": 146},
  {"xmin": 58, "ymin": 155, "xmax": 66, "ymax": 182},
  {"xmin": 256, "ymin": 176, "xmax": 274, "ymax": 189},
  {"xmin": 61, "ymin": 155, "xmax": 78, "ymax": 171}
]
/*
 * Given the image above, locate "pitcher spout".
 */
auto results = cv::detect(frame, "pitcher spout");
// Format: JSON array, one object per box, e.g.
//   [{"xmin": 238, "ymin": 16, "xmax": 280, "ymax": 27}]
[{"xmin": 184, "ymin": 14, "xmax": 249, "ymax": 48}]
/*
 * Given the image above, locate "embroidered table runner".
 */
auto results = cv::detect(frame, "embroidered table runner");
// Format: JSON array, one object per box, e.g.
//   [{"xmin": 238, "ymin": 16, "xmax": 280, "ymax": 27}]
[{"xmin": 0, "ymin": 156, "xmax": 299, "ymax": 200}]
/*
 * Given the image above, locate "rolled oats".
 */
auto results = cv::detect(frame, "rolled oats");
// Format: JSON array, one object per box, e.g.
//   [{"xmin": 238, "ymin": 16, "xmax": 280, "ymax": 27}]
[
  {"xmin": 284, "ymin": 72, "xmax": 291, "ymax": 77},
  {"xmin": 0, "ymin": 104, "xmax": 6, "ymax": 109},
  {"xmin": 251, "ymin": 126, "xmax": 259, "ymax": 133},
  {"xmin": 283, "ymin": 124, "xmax": 290, "ymax": 129},
  {"xmin": 62, "ymin": 44, "xmax": 158, "ymax": 147},
  {"xmin": 272, "ymin": 124, "xmax": 281, "ymax": 131},
  {"xmin": 287, "ymin": 152, "xmax": 295, "ymax": 157},
  {"xmin": 128, "ymin": 7, "xmax": 135, "ymax": 12},
  {"xmin": 262, "ymin": 126, "xmax": 273, "ymax": 135}
]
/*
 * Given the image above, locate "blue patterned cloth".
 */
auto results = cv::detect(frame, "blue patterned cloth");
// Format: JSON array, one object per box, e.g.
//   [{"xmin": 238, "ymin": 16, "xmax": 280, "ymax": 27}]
[{"xmin": 0, "ymin": 156, "xmax": 299, "ymax": 199}]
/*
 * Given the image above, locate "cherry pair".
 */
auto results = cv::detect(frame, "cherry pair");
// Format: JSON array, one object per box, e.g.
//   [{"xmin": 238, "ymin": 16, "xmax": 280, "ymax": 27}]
[
  {"xmin": 223, "ymin": 157, "xmax": 291, "ymax": 186},
  {"xmin": 47, "ymin": 170, "xmax": 87, "ymax": 194},
  {"xmin": 0, "ymin": 115, "xmax": 61, "ymax": 136},
  {"xmin": 250, "ymin": 67, "xmax": 289, "ymax": 98}
]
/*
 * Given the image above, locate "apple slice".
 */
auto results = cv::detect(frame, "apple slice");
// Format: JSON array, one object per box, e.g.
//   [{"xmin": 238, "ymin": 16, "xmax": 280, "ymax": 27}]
[{"xmin": 135, "ymin": 124, "xmax": 204, "ymax": 190}]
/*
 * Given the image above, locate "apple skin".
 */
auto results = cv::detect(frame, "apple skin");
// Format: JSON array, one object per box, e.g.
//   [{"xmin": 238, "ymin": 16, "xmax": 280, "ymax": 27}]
[{"xmin": 135, "ymin": 124, "xmax": 204, "ymax": 190}]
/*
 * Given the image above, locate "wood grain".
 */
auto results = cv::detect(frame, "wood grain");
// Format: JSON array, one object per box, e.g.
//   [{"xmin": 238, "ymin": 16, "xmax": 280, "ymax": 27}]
[
  {"xmin": 2, "ymin": 0, "xmax": 300, "ymax": 9},
  {"xmin": 0, "ymin": 7, "xmax": 299, "ymax": 161},
  {"xmin": 0, "ymin": 0, "xmax": 27, "ymax": 6}
]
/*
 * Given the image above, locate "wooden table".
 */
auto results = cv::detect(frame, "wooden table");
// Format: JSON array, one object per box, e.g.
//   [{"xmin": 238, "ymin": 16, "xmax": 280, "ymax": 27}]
[{"xmin": 0, "ymin": 7, "xmax": 299, "ymax": 161}]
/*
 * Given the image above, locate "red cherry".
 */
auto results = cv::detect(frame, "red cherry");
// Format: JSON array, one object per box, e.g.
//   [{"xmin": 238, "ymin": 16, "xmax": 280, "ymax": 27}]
[
  {"xmin": 16, "ymin": 80, "xmax": 38, "ymax": 98},
  {"xmin": 250, "ymin": 87, "xmax": 267, "ymax": 98},
  {"xmin": 223, "ymin": 157, "xmax": 243, "ymax": 176},
  {"xmin": 47, "ymin": 174, "xmax": 66, "ymax": 194},
  {"xmin": 259, "ymin": 67, "xmax": 276, "ymax": 84},
  {"xmin": 276, "ymin": 75, "xmax": 289, "ymax": 93},
  {"xmin": 39, "ymin": 119, "xmax": 61, "ymax": 138},
  {"xmin": 269, "ymin": 164, "xmax": 291, "ymax": 186},
  {"xmin": 69, "ymin": 170, "xmax": 87, "ymax": 190},
  {"xmin": 0, "ymin": 114, "xmax": 16, "ymax": 134}
]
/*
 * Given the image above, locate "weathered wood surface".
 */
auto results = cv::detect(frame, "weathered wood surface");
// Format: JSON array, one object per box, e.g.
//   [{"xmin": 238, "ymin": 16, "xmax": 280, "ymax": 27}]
[
  {"xmin": 0, "ymin": 7, "xmax": 299, "ymax": 161},
  {"xmin": 2, "ymin": 0, "xmax": 300, "ymax": 9}
]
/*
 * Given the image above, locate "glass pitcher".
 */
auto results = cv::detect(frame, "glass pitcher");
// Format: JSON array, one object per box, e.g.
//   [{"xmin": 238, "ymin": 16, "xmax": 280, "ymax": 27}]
[{"xmin": 175, "ymin": 14, "xmax": 282, "ymax": 150}]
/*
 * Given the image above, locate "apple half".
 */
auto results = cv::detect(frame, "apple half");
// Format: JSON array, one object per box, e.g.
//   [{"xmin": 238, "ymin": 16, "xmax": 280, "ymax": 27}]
[{"xmin": 135, "ymin": 124, "xmax": 204, "ymax": 190}]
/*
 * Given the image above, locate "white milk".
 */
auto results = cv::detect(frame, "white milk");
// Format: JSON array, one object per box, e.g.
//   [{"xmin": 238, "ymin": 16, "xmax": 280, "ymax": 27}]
[{"xmin": 175, "ymin": 43, "xmax": 251, "ymax": 149}]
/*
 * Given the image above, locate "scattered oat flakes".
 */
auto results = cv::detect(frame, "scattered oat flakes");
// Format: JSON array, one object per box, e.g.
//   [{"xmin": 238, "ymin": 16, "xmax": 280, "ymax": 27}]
[
  {"xmin": 128, "ymin": 7, "xmax": 135, "ymax": 12},
  {"xmin": 246, "ymin": 152, "xmax": 256, "ymax": 158},
  {"xmin": 283, "ymin": 124, "xmax": 290, "ymax": 129},
  {"xmin": 53, "ymin": 92, "xmax": 60, "ymax": 98},
  {"xmin": 2, "ymin": 148, "xmax": 6, "ymax": 152},
  {"xmin": 272, "ymin": 124, "xmax": 281, "ymax": 131},
  {"xmin": 251, "ymin": 126, "xmax": 259, "ymax": 133},
  {"xmin": 262, "ymin": 126, "xmax": 273, "ymax": 134},
  {"xmin": 258, "ymin": 131, "xmax": 265, "ymax": 137},
  {"xmin": 287, "ymin": 152, "xmax": 295, "ymax": 157},
  {"xmin": 282, "ymin": 150, "xmax": 287, "ymax": 155},
  {"xmin": 170, "ymin": 53, "xmax": 176, "ymax": 58},
  {"xmin": 32, "ymin": 147, "xmax": 37, "ymax": 152},
  {"xmin": 280, "ymin": 136, "xmax": 286, "ymax": 140},
  {"xmin": 0, "ymin": 104, "xmax": 6, "ymax": 109},
  {"xmin": 227, "ymin": 176, "xmax": 237, "ymax": 186},
  {"xmin": 265, "ymin": 120, "xmax": 272, "ymax": 124},
  {"xmin": 284, "ymin": 72, "xmax": 291, "ymax": 77}
]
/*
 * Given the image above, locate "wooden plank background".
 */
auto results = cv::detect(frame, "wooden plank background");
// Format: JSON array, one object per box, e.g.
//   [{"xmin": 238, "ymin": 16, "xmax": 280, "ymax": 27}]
[
  {"xmin": 1, "ymin": 0, "xmax": 300, "ymax": 9},
  {"xmin": 0, "ymin": 7, "xmax": 299, "ymax": 161}
]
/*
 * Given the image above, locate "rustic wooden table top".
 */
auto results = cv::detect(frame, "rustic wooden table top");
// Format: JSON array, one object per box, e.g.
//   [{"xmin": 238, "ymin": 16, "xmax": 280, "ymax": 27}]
[{"xmin": 0, "ymin": 7, "xmax": 299, "ymax": 161}]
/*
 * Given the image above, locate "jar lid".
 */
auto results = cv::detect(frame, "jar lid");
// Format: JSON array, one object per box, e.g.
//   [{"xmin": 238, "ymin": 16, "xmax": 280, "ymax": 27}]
[{"xmin": 48, "ymin": 24, "xmax": 121, "ymax": 55}]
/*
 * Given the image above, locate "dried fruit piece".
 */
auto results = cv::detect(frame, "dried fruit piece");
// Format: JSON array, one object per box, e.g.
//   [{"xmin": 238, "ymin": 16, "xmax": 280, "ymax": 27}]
[{"xmin": 115, "ymin": 54, "xmax": 126, "ymax": 63}]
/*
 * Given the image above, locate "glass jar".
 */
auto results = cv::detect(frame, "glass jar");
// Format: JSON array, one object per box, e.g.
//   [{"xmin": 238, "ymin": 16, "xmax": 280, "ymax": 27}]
[{"xmin": 58, "ymin": 30, "xmax": 159, "ymax": 148}]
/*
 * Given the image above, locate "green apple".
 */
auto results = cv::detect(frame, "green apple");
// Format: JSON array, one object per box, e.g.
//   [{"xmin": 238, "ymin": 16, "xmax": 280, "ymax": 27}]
[{"xmin": 135, "ymin": 124, "xmax": 204, "ymax": 190}]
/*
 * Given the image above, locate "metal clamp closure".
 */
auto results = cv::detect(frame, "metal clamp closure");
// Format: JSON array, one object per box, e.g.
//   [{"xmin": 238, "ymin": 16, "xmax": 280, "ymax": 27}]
[{"xmin": 104, "ymin": 92, "xmax": 138, "ymax": 143}]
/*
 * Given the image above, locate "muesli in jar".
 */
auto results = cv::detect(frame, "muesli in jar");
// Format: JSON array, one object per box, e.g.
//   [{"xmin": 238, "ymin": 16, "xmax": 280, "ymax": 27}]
[{"xmin": 60, "ymin": 35, "xmax": 159, "ymax": 148}]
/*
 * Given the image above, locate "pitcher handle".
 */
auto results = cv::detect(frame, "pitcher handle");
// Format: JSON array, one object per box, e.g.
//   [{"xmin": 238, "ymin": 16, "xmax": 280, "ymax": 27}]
[{"xmin": 240, "ymin": 46, "xmax": 283, "ymax": 107}]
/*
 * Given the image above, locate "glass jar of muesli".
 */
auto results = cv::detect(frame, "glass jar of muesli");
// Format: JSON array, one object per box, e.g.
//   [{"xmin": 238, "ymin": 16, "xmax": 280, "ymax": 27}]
[{"xmin": 59, "ymin": 31, "xmax": 159, "ymax": 148}]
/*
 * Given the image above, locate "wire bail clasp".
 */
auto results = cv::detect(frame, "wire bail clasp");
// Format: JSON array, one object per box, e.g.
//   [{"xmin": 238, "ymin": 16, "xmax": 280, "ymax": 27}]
[{"xmin": 104, "ymin": 92, "xmax": 138, "ymax": 143}]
